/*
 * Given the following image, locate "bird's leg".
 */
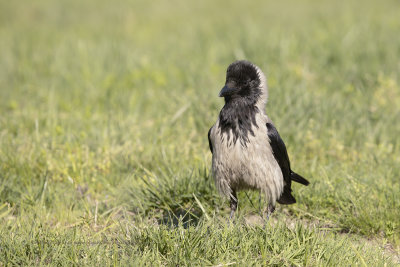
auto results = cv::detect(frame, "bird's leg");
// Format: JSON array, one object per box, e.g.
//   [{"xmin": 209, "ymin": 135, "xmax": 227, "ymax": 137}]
[
  {"xmin": 229, "ymin": 190, "xmax": 238, "ymax": 220},
  {"xmin": 266, "ymin": 203, "xmax": 275, "ymax": 221},
  {"xmin": 263, "ymin": 203, "xmax": 276, "ymax": 229}
]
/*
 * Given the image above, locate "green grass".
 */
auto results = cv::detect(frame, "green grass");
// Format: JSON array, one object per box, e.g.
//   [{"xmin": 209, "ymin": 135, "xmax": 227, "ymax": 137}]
[{"xmin": 1, "ymin": 0, "xmax": 399, "ymax": 265}]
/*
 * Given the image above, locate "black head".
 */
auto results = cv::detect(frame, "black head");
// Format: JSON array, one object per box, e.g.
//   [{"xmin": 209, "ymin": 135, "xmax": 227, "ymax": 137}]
[{"xmin": 219, "ymin": 60, "xmax": 262, "ymax": 101}]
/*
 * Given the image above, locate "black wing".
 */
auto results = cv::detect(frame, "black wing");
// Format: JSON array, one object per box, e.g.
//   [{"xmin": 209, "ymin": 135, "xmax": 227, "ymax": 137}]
[
  {"xmin": 266, "ymin": 122, "xmax": 291, "ymax": 182},
  {"xmin": 266, "ymin": 122, "xmax": 296, "ymax": 204},
  {"xmin": 208, "ymin": 127, "xmax": 213, "ymax": 153}
]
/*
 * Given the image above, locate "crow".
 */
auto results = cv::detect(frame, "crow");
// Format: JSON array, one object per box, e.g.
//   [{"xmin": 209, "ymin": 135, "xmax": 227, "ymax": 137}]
[{"xmin": 208, "ymin": 60, "xmax": 309, "ymax": 219}]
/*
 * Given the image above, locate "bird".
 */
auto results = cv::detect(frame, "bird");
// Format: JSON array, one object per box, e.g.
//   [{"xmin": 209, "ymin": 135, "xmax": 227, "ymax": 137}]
[{"xmin": 208, "ymin": 60, "xmax": 309, "ymax": 220}]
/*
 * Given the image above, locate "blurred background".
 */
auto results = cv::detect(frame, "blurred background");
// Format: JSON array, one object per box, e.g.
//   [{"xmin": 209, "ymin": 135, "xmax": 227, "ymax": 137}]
[{"xmin": 0, "ymin": 0, "xmax": 399, "ymax": 265}]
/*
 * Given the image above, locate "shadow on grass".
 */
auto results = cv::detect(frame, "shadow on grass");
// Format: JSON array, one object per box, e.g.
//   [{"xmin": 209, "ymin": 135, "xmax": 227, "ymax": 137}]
[{"xmin": 158, "ymin": 208, "xmax": 202, "ymax": 228}]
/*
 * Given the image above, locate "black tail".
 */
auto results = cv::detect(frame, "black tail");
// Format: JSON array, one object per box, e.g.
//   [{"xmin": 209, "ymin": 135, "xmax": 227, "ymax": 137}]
[
  {"xmin": 277, "ymin": 186, "xmax": 296, "ymax": 205},
  {"xmin": 291, "ymin": 172, "xmax": 309, "ymax": 186}
]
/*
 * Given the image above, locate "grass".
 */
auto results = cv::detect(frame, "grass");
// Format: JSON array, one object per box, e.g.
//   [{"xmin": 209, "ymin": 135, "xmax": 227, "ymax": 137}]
[{"xmin": 0, "ymin": 0, "xmax": 399, "ymax": 265}]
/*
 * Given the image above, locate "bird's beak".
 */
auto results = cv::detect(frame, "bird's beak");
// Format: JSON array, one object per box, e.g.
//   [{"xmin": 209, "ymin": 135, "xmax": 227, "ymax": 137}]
[{"xmin": 219, "ymin": 85, "xmax": 237, "ymax": 97}]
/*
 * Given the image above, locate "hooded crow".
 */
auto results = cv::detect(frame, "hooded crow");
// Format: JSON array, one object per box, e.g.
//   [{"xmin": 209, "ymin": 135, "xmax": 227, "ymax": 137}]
[{"xmin": 208, "ymin": 60, "xmax": 309, "ymax": 219}]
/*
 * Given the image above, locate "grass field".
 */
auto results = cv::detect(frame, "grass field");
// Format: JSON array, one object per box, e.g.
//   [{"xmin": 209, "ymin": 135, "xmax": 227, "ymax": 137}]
[{"xmin": 1, "ymin": 0, "xmax": 400, "ymax": 265}]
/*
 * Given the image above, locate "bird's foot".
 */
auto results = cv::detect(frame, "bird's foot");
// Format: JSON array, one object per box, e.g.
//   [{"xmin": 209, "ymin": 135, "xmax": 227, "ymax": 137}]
[
  {"xmin": 229, "ymin": 210, "xmax": 235, "ymax": 220},
  {"xmin": 263, "ymin": 204, "xmax": 275, "ymax": 228}
]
